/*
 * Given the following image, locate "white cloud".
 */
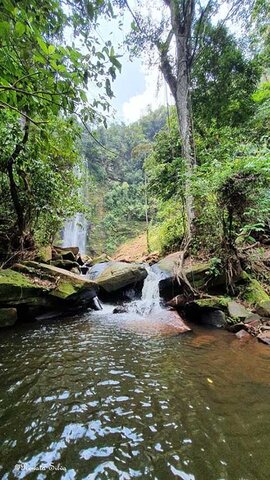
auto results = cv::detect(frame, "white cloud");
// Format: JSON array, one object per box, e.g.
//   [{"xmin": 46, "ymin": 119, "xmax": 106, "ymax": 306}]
[{"xmin": 122, "ymin": 65, "xmax": 174, "ymax": 123}]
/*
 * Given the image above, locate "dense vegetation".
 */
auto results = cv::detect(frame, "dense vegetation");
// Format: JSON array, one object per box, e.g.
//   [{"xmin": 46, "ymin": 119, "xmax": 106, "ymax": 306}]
[{"xmin": 0, "ymin": 0, "xmax": 269, "ymax": 273}]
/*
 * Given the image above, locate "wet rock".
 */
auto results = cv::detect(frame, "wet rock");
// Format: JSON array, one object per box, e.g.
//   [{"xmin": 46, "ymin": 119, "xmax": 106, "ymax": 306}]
[
  {"xmin": 200, "ymin": 309, "xmax": 227, "ymax": 328},
  {"xmin": 122, "ymin": 310, "xmax": 191, "ymax": 336},
  {"xmin": 166, "ymin": 294, "xmax": 187, "ymax": 309},
  {"xmin": 256, "ymin": 301, "xmax": 270, "ymax": 318},
  {"xmin": 81, "ymin": 265, "xmax": 89, "ymax": 275},
  {"xmin": 0, "ymin": 308, "xmax": 17, "ymax": 327},
  {"xmin": 228, "ymin": 301, "xmax": 251, "ymax": 321},
  {"xmin": 257, "ymin": 331, "xmax": 270, "ymax": 345},
  {"xmin": 88, "ymin": 262, "xmax": 109, "ymax": 280},
  {"xmin": 235, "ymin": 329, "xmax": 252, "ymax": 341},
  {"xmin": 95, "ymin": 262, "xmax": 148, "ymax": 293},
  {"xmin": 228, "ymin": 322, "xmax": 246, "ymax": 333},
  {"xmin": 113, "ymin": 306, "xmax": 128, "ymax": 314}
]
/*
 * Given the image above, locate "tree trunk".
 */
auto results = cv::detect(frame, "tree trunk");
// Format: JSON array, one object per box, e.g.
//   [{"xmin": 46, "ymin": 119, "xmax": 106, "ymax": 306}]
[
  {"xmin": 7, "ymin": 118, "xmax": 30, "ymax": 248},
  {"xmin": 175, "ymin": 55, "xmax": 196, "ymax": 238},
  {"xmin": 161, "ymin": 0, "xmax": 196, "ymax": 238}
]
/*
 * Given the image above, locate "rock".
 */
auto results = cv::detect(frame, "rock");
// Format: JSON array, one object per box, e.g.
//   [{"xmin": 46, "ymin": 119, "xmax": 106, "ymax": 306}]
[
  {"xmin": 92, "ymin": 254, "xmax": 111, "ymax": 265},
  {"xmin": 50, "ymin": 260, "xmax": 81, "ymax": 272},
  {"xmin": 122, "ymin": 310, "xmax": 191, "ymax": 336},
  {"xmin": 12, "ymin": 262, "xmax": 98, "ymax": 302},
  {"xmin": 228, "ymin": 301, "xmax": 251, "ymax": 320},
  {"xmin": 81, "ymin": 266, "xmax": 89, "ymax": 275},
  {"xmin": 166, "ymin": 294, "xmax": 187, "ymax": 308},
  {"xmin": 256, "ymin": 301, "xmax": 270, "ymax": 318},
  {"xmin": 227, "ymin": 322, "xmax": 246, "ymax": 333},
  {"xmin": 88, "ymin": 262, "xmax": 111, "ymax": 280},
  {"xmin": 201, "ymin": 309, "xmax": 227, "ymax": 328},
  {"xmin": 244, "ymin": 313, "xmax": 261, "ymax": 324},
  {"xmin": 61, "ymin": 251, "xmax": 77, "ymax": 262},
  {"xmin": 157, "ymin": 254, "xmax": 233, "ymax": 298},
  {"xmin": 0, "ymin": 308, "xmax": 17, "ymax": 327},
  {"xmin": 241, "ymin": 272, "xmax": 270, "ymax": 307},
  {"xmin": 54, "ymin": 246, "xmax": 79, "ymax": 256},
  {"xmin": 235, "ymin": 329, "xmax": 252, "ymax": 341},
  {"xmin": 113, "ymin": 306, "xmax": 128, "ymax": 314},
  {"xmin": 95, "ymin": 261, "xmax": 147, "ymax": 293},
  {"xmin": 0, "ymin": 268, "xmax": 47, "ymax": 307},
  {"xmin": 257, "ymin": 331, "xmax": 270, "ymax": 346}
]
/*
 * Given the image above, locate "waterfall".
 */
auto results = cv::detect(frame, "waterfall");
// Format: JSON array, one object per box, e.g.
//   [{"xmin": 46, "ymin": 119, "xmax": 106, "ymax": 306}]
[
  {"xmin": 62, "ymin": 213, "xmax": 88, "ymax": 255},
  {"xmin": 62, "ymin": 160, "xmax": 88, "ymax": 255},
  {"xmin": 130, "ymin": 265, "xmax": 164, "ymax": 315}
]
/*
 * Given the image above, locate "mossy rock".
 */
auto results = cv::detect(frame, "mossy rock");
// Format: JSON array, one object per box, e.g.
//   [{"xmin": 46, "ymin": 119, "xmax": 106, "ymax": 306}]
[
  {"xmin": 240, "ymin": 272, "xmax": 270, "ymax": 315},
  {"xmin": 157, "ymin": 253, "xmax": 226, "ymax": 290},
  {"xmin": 13, "ymin": 261, "xmax": 98, "ymax": 301},
  {"xmin": 193, "ymin": 296, "xmax": 231, "ymax": 310},
  {"xmin": 0, "ymin": 269, "xmax": 47, "ymax": 306}
]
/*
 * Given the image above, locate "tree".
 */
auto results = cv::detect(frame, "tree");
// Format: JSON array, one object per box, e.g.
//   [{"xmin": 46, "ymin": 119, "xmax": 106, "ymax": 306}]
[
  {"xmin": 0, "ymin": 0, "xmax": 121, "ymax": 249},
  {"xmin": 192, "ymin": 23, "xmax": 260, "ymax": 128},
  {"xmin": 122, "ymin": 0, "xmax": 255, "ymax": 239}
]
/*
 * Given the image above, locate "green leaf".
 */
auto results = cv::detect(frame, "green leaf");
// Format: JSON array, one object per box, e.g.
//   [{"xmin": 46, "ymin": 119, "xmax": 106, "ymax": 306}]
[
  {"xmin": 47, "ymin": 45, "xmax": 56, "ymax": 55},
  {"xmin": 37, "ymin": 37, "xmax": 48, "ymax": 54},
  {"xmin": 0, "ymin": 21, "xmax": 10, "ymax": 38},
  {"xmin": 14, "ymin": 21, "xmax": 25, "ymax": 36}
]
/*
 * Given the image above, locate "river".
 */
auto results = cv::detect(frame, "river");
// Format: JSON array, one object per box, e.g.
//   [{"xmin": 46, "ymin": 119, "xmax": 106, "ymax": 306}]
[{"xmin": 1, "ymin": 304, "xmax": 270, "ymax": 479}]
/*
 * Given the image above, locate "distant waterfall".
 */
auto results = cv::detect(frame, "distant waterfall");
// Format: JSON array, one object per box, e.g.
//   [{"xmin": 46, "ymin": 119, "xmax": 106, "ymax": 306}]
[
  {"xmin": 62, "ymin": 160, "xmax": 88, "ymax": 255},
  {"xmin": 62, "ymin": 212, "xmax": 88, "ymax": 255}
]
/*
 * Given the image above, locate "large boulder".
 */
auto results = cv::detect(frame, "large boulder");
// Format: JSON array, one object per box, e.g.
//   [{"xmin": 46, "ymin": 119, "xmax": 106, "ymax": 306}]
[
  {"xmin": 157, "ymin": 253, "xmax": 227, "ymax": 298},
  {"xmin": 12, "ymin": 262, "xmax": 98, "ymax": 302},
  {"xmin": 95, "ymin": 261, "xmax": 148, "ymax": 293},
  {"xmin": 0, "ymin": 268, "xmax": 48, "ymax": 307},
  {"xmin": 240, "ymin": 272, "xmax": 270, "ymax": 317},
  {"xmin": 0, "ymin": 308, "xmax": 17, "ymax": 327}
]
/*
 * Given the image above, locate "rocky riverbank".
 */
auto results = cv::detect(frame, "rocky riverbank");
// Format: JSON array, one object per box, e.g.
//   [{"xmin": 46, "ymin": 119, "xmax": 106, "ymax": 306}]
[{"xmin": 0, "ymin": 245, "xmax": 270, "ymax": 346}]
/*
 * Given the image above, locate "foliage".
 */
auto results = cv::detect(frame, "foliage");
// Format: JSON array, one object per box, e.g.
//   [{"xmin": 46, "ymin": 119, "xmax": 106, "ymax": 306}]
[
  {"xmin": 82, "ymin": 107, "xmax": 167, "ymax": 253},
  {"xmin": 0, "ymin": 110, "xmax": 84, "ymax": 251},
  {"xmin": 192, "ymin": 23, "xmax": 260, "ymax": 127}
]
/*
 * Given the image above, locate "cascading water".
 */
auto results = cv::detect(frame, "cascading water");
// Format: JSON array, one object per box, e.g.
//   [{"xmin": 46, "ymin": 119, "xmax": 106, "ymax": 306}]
[
  {"xmin": 130, "ymin": 265, "xmax": 164, "ymax": 315},
  {"xmin": 62, "ymin": 160, "xmax": 88, "ymax": 255},
  {"xmin": 62, "ymin": 213, "xmax": 88, "ymax": 255}
]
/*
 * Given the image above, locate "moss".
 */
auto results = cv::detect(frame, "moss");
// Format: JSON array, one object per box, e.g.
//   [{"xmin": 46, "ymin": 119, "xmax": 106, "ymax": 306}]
[
  {"xmin": 194, "ymin": 296, "xmax": 231, "ymax": 310},
  {"xmin": 50, "ymin": 281, "xmax": 77, "ymax": 299},
  {"xmin": 0, "ymin": 269, "xmax": 45, "ymax": 305},
  {"xmin": 241, "ymin": 272, "xmax": 269, "ymax": 306}
]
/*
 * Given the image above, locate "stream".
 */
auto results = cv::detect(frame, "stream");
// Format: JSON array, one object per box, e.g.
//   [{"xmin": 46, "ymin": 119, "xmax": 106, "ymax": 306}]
[{"xmin": 0, "ymin": 270, "xmax": 270, "ymax": 479}]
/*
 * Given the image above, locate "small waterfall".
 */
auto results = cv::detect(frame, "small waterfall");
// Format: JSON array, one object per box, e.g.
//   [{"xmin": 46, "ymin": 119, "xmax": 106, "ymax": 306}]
[
  {"xmin": 130, "ymin": 265, "xmax": 164, "ymax": 315},
  {"xmin": 63, "ymin": 213, "xmax": 87, "ymax": 255}
]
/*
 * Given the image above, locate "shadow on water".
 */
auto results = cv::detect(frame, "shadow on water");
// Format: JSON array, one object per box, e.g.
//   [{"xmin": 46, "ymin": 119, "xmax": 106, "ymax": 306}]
[{"xmin": 0, "ymin": 305, "xmax": 270, "ymax": 480}]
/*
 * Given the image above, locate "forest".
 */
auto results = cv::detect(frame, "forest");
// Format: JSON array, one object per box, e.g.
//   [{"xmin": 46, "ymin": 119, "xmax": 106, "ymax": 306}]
[{"xmin": 1, "ymin": 1, "xmax": 270, "ymax": 479}]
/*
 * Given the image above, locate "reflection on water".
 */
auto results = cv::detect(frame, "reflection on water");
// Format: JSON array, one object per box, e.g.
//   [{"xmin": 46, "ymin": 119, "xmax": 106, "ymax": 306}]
[{"xmin": 0, "ymin": 308, "xmax": 270, "ymax": 480}]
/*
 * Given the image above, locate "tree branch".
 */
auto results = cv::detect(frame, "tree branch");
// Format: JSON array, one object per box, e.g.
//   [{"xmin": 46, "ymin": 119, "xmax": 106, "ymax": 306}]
[{"xmin": 0, "ymin": 101, "xmax": 46, "ymax": 125}]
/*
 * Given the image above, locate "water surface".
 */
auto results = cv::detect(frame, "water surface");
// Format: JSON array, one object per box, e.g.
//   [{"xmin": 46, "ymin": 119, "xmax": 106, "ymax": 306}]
[{"xmin": 0, "ymin": 308, "xmax": 270, "ymax": 479}]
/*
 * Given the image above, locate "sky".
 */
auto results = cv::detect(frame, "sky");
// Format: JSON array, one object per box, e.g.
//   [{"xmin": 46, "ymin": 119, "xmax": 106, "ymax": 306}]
[{"xmin": 97, "ymin": 5, "xmax": 173, "ymax": 124}]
